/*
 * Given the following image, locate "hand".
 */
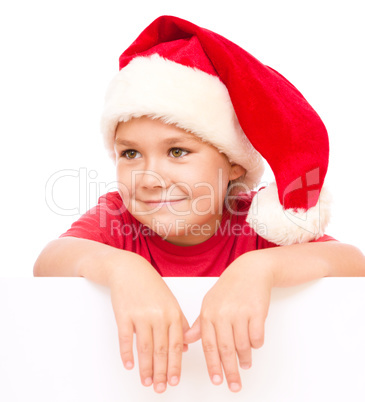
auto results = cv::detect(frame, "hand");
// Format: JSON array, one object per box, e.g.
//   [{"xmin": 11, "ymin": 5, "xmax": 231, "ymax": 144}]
[
  {"xmin": 184, "ymin": 253, "xmax": 274, "ymax": 392},
  {"xmin": 108, "ymin": 260, "xmax": 190, "ymax": 393}
]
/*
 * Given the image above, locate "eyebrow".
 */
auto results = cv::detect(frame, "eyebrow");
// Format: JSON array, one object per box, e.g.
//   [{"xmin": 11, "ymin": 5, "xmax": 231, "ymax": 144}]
[{"xmin": 114, "ymin": 136, "xmax": 197, "ymax": 147}]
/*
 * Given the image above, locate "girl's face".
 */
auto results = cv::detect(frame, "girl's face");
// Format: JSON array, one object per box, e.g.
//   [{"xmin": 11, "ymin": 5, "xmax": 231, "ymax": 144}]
[{"xmin": 114, "ymin": 117, "xmax": 244, "ymax": 246}]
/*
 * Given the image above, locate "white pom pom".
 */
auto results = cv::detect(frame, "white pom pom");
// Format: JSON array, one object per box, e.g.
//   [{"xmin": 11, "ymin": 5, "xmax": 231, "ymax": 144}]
[{"xmin": 246, "ymin": 183, "xmax": 332, "ymax": 246}]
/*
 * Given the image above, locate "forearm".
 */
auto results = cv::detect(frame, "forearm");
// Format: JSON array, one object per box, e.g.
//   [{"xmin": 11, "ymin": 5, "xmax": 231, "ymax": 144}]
[
  {"xmin": 33, "ymin": 237, "xmax": 154, "ymax": 287},
  {"xmin": 240, "ymin": 241, "xmax": 365, "ymax": 288}
]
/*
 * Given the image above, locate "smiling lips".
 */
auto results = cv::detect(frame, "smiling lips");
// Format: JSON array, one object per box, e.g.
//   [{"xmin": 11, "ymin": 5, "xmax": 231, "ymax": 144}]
[{"xmin": 143, "ymin": 198, "xmax": 187, "ymax": 206}]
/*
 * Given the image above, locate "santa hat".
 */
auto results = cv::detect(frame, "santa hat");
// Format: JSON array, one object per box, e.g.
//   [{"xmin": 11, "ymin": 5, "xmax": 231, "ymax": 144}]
[{"xmin": 100, "ymin": 15, "xmax": 331, "ymax": 246}]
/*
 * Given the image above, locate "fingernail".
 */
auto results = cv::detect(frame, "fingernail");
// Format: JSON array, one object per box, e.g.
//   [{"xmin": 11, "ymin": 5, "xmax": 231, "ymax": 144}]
[
  {"xmin": 170, "ymin": 376, "xmax": 179, "ymax": 386},
  {"xmin": 156, "ymin": 383, "xmax": 166, "ymax": 393},
  {"xmin": 240, "ymin": 363, "xmax": 251, "ymax": 370},
  {"xmin": 230, "ymin": 382, "xmax": 241, "ymax": 392},
  {"xmin": 212, "ymin": 374, "xmax": 222, "ymax": 384},
  {"xmin": 144, "ymin": 377, "xmax": 153, "ymax": 386},
  {"xmin": 125, "ymin": 361, "xmax": 133, "ymax": 370}
]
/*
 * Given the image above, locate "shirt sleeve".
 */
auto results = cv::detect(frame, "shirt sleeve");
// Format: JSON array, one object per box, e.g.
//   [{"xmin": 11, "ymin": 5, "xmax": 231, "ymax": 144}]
[
  {"xmin": 59, "ymin": 192, "xmax": 126, "ymax": 248},
  {"xmin": 256, "ymin": 233, "xmax": 338, "ymax": 250},
  {"xmin": 311, "ymin": 234, "xmax": 338, "ymax": 242}
]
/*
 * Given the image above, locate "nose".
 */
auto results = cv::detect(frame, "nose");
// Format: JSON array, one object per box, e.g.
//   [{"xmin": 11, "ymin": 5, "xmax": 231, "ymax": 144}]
[
  {"xmin": 133, "ymin": 164, "xmax": 169, "ymax": 189},
  {"xmin": 132, "ymin": 154, "xmax": 173, "ymax": 190}
]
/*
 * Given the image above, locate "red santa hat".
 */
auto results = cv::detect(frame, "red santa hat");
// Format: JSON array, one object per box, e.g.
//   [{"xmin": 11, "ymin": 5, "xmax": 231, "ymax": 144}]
[{"xmin": 101, "ymin": 15, "xmax": 331, "ymax": 246}]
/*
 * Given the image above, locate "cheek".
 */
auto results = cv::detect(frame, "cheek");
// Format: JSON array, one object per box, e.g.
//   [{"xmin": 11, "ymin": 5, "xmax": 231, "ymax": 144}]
[
  {"xmin": 190, "ymin": 164, "xmax": 230, "ymax": 191},
  {"xmin": 116, "ymin": 166, "xmax": 132, "ymax": 200}
]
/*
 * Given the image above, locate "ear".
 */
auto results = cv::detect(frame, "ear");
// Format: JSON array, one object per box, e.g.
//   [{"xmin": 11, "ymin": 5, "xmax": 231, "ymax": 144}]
[{"xmin": 229, "ymin": 164, "xmax": 246, "ymax": 181}]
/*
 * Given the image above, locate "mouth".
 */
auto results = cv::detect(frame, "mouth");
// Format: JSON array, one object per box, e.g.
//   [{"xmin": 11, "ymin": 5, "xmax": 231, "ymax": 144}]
[{"xmin": 143, "ymin": 198, "xmax": 187, "ymax": 206}]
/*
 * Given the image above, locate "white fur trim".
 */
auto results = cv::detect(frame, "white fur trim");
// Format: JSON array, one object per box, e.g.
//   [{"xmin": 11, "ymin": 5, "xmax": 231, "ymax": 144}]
[
  {"xmin": 100, "ymin": 54, "xmax": 264, "ymax": 190},
  {"xmin": 246, "ymin": 183, "xmax": 332, "ymax": 246}
]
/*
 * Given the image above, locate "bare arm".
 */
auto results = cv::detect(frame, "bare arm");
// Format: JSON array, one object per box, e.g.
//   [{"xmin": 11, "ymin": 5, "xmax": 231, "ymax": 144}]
[
  {"xmin": 33, "ymin": 237, "xmax": 151, "ymax": 286},
  {"xmin": 263, "ymin": 241, "xmax": 365, "ymax": 287}
]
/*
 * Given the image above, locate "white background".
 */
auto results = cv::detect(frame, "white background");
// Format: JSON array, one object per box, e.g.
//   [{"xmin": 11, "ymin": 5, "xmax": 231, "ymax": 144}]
[
  {"xmin": 1, "ymin": 278, "xmax": 365, "ymax": 401},
  {"xmin": 1, "ymin": 0, "xmax": 364, "ymax": 277}
]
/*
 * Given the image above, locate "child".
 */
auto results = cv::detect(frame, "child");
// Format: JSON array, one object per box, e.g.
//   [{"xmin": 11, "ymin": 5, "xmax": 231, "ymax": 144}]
[{"xmin": 33, "ymin": 15, "xmax": 365, "ymax": 394}]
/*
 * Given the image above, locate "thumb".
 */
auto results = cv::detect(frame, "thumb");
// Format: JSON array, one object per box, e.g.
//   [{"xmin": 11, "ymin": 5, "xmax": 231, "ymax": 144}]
[{"xmin": 183, "ymin": 316, "xmax": 202, "ymax": 344}]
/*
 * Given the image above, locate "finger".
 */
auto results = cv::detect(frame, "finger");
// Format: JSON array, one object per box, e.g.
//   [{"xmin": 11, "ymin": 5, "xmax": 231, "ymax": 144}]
[
  {"xmin": 167, "ymin": 322, "xmax": 184, "ymax": 387},
  {"xmin": 182, "ymin": 315, "xmax": 191, "ymax": 352},
  {"xmin": 184, "ymin": 316, "xmax": 201, "ymax": 344},
  {"xmin": 248, "ymin": 315, "xmax": 265, "ymax": 349},
  {"xmin": 216, "ymin": 323, "xmax": 242, "ymax": 392},
  {"xmin": 233, "ymin": 318, "xmax": 252, "ymax": 370},
  {"xmin": 182, "ymin": 313, "xmax": 191, "ymax": 334},
  {"xmin": 118, "ymin": 318, "xmax": 135, "ymax": 370},
  {"xmin": 201, "ymin": 318, "xmax": 223, "ymax": 386},
  {"xmin": 152, "ymin": 324, "xmax": 169, "ymax": 393},
  {"xmin": 181, "ymin": 314, "xmax": 192, "ymax": 350},
  {"xmin": 135, "ymin": 323, "xmax": 154, "ymax": 387}
]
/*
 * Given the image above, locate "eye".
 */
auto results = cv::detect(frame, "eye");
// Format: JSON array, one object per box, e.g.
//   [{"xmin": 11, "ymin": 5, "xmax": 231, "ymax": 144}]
[
  {"xmin": 169, "ymin": 148, "xmax": 189, "ymax": 158},
  {"xmin": 121, "ymin": 149, "xmax": 141, "ymax": 159}
]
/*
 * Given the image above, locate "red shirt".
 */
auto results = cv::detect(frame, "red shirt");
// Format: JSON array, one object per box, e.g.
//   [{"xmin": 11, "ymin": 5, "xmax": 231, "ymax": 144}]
[{"xmin": 60, "ymin": 191, "xmax": 336, "ymax": 277}]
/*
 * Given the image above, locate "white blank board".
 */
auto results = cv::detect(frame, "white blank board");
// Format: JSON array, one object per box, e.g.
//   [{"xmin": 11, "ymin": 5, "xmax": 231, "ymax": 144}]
[{"xmin": 0, "ymin": 277, "xmax": 364, "ymax": 401}]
